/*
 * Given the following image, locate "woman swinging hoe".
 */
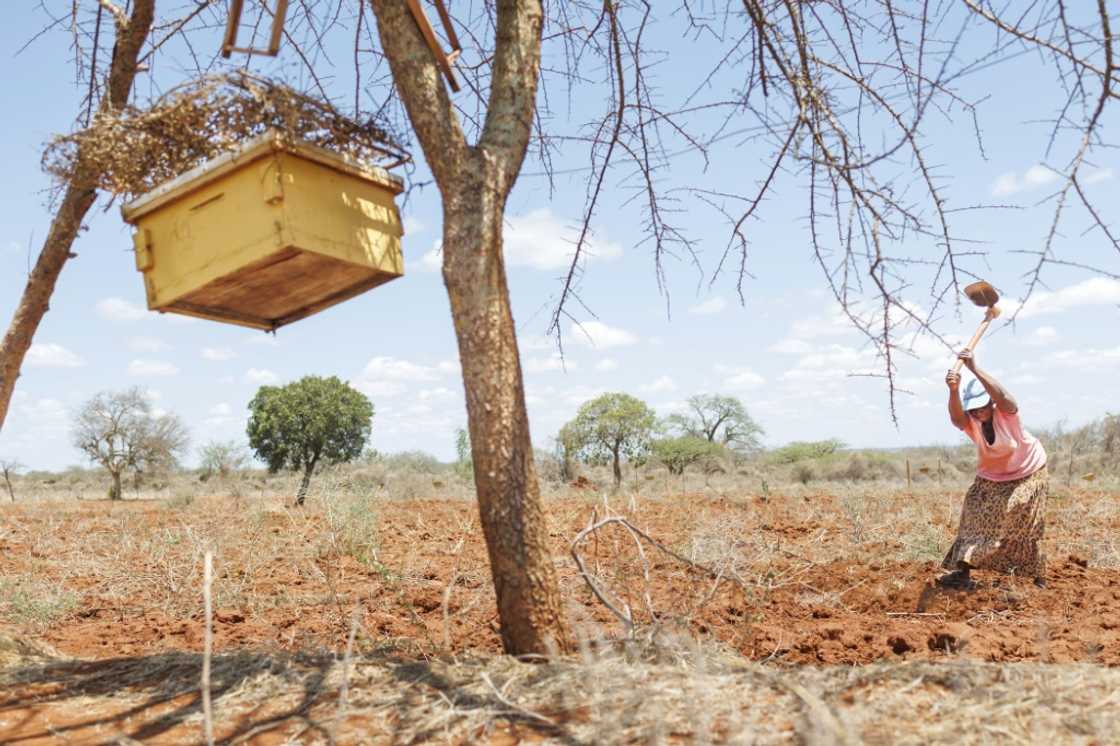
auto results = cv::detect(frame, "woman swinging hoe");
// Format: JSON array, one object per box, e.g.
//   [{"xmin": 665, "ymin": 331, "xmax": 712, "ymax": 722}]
[{"xmin": 940, "ymin": 349, "xmax": 1048, "ymax": 589}]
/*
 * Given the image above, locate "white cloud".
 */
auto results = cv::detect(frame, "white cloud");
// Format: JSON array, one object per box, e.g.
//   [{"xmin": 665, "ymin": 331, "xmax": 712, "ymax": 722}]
[
  {"xmin": 640, "ymin": 375, "xmax": 676, "ymax": 394},
  {"xmin": 15, "ymin": 396, "xmax": 68, "ymax": 424},
  {"xmin": 245, "ymin": 334, "xmax": 280, "ymax": 347},
  {"xmin": 354, "ymin": 356, "xmax": 447, "ymax": 399},
  {"xmin": 403, "ymin": 216, "xmax": 426, "ymax": 234},
  {"xmin": 244, "ymin": 368, "xmax": 278, "ymax": 384},
  {"xmin": 26, "ymin": 343, "xmax": 85, "ymax": 368},
  {"xmin": 420, "ymin": 247, "xmax": 442, "ymax": 271},
  {"xmin": 569, "ymin": 320, "xmax": 638, "ymax": 350},
  {"xmin": 902, "ymin": 332, "xmax": 963, "ymax": 370},
  {"xmin": 792, "ymin": 344, "xmax": 869, "ymax": 369},
  {"xmin": 525, "ymin": 353, "xmax": 576, "ymax": 373},
  {"xmin": 717, "ymin": 365, "xmax": 766, "ymax": 389},
  {"xmin": 436, "ymin": 359, "xmax": 460, "ymax": 375},
  {"xmin": 128, "ymin": 336, "xmax": 170, "ymax": 353},
  {"xmin": 595, "ymin": 358, "xmax": 618, "ymax": 372},
  {"xmin": 362, "ymin": 356, "xmax": 441, "ymax": 381},
  {"xmin": 776, "ymin": 344, "xmax": 880, "ymax": 383},
  {"xmin": 1014, "ymin": 278, "xmax": 1120, "ymax": 319},
  {"xmin": 787, "ymin": 307, "xmax": 854, "ymax": 340},
  {"xmin": 520, "ymin": 335, "xmax": 555, "ymax": 351},
  {"xmin": 990, "ymin": 164, "xmax": 1059, "ymax": 197},
  {"xmin": 420, "ymin": 208, "xmax": 624, "ymax": 272},
  {"xmin": 203, "ymin": 402, "xmax": 236, "ymax": 428},
  {"xmin": 1042, "ymin": 345, "xmax": 1120, "ymax": 371},
  {"xmin": 97, "ymin": 297, "xmax": 148, "ymax": 322},
  {"xmin": 358, "ymin": 380, "xmax": 407, "ymax": 398},
  {"xmin": 770, "ymin": 339, "xmax": 812, "ymax": 355},
  {"xmin": 1084, "ymin": 167, "xmax": 1115, "ymax": 185},
  {"xmin": 563, "ymin": 386, "xmax": 607, "ymax": 407},
  {"xmin": 1028, "ymin": 326, "xmax": 1058, "ymax": 346},
  {"xmin": 418, "ymin": 387, "xmax": 456, "ymax": 401},
  {"xmin": 201, "ymin": 347, "xmax": 237, "ymax": 361},
  {"xmin": 688, "ymin": 296, "xmax": 727, "ymax": 315},
  {"xmin": 128, "ymin": 359, "xmax": 179, "ymax": 377}
]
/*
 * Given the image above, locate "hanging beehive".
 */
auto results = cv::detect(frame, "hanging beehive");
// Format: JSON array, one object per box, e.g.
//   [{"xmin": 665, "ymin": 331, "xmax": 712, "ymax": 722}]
[{"xmin": 120, "ymin": 131, "xmax": 405, "ymax": 330}]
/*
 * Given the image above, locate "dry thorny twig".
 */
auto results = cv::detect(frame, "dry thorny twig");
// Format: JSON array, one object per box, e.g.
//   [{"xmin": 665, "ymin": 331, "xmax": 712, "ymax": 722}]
[{"xmin": 27, "ymin": 1, "xmax": 1120, "ymax": 419}]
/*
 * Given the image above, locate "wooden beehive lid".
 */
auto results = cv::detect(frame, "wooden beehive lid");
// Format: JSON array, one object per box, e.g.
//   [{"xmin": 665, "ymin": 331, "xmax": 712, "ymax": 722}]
[{"xmin": 121, "ymin": 130, "xmax": 405, "ymax": 223}]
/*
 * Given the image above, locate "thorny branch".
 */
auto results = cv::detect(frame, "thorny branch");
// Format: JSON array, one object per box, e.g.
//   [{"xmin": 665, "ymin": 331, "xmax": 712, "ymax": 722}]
[
  {"xmin": 22, "ymin": 0, "xmax": 1120, "ymax": 422},
  {"xmin": 571, "ymin": 512, "xmax": 748, "ymax": 636}
]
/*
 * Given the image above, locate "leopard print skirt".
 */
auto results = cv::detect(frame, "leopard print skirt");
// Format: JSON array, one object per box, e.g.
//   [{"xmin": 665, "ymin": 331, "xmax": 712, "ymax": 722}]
[{"xmin": 941, "ymin": 465, "xmax": 1048, "ymax": 578}]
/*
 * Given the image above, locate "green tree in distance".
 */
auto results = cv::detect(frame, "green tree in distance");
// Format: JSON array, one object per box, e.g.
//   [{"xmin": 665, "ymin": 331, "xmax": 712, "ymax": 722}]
[
  {"xmin": 665, "ymin": 394, "xmax": 764, "ymax": 455},
  {"xmin": 651, "ymin": 435, "xmax": 726, "ymax": 477},
  {"xmin": 247, "ymin": 376, "xmax": 373, "ymax": 505},
  {"xmin": 565, "ymin": 393, "xmax": 657, "ymax": 489}
]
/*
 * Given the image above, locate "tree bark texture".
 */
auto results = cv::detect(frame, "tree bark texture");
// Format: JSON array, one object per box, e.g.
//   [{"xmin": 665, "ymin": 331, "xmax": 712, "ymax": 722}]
[
  {"xmin": 295, "ymin": 454, "xmax": 318, "ymax": 506},
  {"xmin": 371, "ymin": 0, "xmax": 569, "ymax": 655},
  {"xmin": 0, "ymin": 0, "xmax": 155, "ymax": 432},
  {"xmin": 611, "ymin": 445, "xmax": 623, "ymax": 489}
]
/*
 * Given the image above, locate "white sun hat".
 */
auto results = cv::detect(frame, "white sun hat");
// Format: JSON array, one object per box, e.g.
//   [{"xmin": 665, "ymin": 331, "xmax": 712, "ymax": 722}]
[{"xmin": 961, "ymin": 378, "xmax": 992, "ymax": 411}]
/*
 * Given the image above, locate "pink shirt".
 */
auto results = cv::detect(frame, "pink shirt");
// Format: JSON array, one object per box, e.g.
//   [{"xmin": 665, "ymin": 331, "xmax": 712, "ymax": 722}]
[{"xmin": 957, "ymin": 408, "xmax": 1047, "ymax": 482}]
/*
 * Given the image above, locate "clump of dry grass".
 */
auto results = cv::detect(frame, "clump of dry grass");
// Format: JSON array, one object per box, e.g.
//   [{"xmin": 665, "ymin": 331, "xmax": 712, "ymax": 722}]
[
  {"xmin": 0, "ymin": 576, "xmax": 77, "ymax": 631},
  {"xmin": 42, "ymin": 71, "xmax": 409, "ymax": 200},
  {"xmin": 3, "ymin": 633, "xmax": 1120, "ymax": 745}
]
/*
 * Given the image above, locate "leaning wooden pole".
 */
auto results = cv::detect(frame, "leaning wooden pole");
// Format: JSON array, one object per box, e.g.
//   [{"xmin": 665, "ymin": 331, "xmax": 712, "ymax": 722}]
[{"xmin": 0, "ymin": 1, "xmax": 155, "ymax": 433}]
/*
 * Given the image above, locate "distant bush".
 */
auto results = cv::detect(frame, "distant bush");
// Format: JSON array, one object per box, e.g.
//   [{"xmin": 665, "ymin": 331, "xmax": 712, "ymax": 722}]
[
  {"xmin": 198, "ymin": 440, "xmax": 250, "ymax": 479},
  {"xmin": 651, "ymin": 436, "xmax": 726, "ymax": 476},
  {"xmin": 830, "ymin": 453, "xmax": 902, "ymax": 482},
  {"xmin": 768, "ymin": 439, "xmax": 846, "ymax": 464},
  {"xmin": 793, "ymin": 464, "xmax": 815, "ymax": 484},
  {"xmin": 378, "ymin": 450, "xmax": 446, "ymax": 474}
]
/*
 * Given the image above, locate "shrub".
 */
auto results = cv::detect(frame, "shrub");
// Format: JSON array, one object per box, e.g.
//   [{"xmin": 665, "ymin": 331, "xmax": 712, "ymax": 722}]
[
  {"xmin": 793, "ymin": 464, "xmax": 815, "ymax": 484},
  {"xmin": 768, "ymin": 439, "xmax": 846, "ymax": 464},
  {"xmin": 650, "ymin": 436, "xmax": 726, "ymax": 476}
]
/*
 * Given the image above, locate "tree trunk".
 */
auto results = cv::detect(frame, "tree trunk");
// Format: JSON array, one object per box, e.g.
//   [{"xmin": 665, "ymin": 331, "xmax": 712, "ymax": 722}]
[
  {"xmin": 295, "ymin": 458, "xmax": 317, "ymax": 506},
  {"xmin": 2, "ymin": 471, "xmax": 14, "ymax": 503},
  {"xmin": 0, "ymin": 1, "xmax": 155, "ymax": 433},
  {"xmin": 109, "ymin": 470, "xmax": 123, "ymax": 501},
  {"xmin": 443, "ymin": 188, "xmax": 570, "ymax": 656},
  {"xmin": 611, "ymin": 445, "xmax": 623, "ymax": 490},
  {"xmin": 370, "ymin": 0, "xmax": 568, "ymax": 657}
]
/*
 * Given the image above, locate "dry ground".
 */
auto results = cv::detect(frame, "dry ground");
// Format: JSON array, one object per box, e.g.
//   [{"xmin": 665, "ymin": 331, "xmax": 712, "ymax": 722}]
[{"xmin": 2, "ymin": 479, "xmax": 1119, "ymax": 743}]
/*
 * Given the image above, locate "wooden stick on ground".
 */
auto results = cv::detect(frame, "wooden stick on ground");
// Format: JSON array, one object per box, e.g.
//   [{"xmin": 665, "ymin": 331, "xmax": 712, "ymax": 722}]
[{"xmin": 202, "ymin": 550, "xmax": 215, "ymax": 746}]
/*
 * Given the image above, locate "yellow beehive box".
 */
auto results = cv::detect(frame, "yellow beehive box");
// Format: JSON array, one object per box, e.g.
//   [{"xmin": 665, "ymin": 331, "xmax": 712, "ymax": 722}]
[{"xmin": 121, "ymin": 131, "xmax": 405, "ymax": 330}]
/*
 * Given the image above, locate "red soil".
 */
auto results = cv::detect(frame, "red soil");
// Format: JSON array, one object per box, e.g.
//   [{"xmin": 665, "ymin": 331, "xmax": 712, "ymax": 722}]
[{"xmin": 2, "ymin": 492, "xmax": 1117, "ymax": 667}]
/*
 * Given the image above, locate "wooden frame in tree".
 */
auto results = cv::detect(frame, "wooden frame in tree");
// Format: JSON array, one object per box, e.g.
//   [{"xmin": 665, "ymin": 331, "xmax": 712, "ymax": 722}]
[
  {"xmin": 404, "ymin": 0, "xmax": 462, "ymax": 92},
  {"xmin": 221, "ymin": 0, "xmax": 290, "ymax": 58}
]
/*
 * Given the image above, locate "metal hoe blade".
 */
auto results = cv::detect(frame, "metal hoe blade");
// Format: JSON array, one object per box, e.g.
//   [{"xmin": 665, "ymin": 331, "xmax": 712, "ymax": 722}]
[{"xmin": 963, "ymin": 280, "xmax": 999, "ymax": 308}]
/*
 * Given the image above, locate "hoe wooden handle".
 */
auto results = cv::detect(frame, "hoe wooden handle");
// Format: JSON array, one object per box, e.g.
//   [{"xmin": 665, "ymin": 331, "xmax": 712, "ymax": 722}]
[{"xmin": 951, "ymin": 307, "xmax": 999, "ymax": 374}]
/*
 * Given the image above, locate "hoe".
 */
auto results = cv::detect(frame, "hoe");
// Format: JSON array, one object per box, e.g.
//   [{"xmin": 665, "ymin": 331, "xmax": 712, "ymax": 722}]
[{"xmin": 951, "ymin": 280, "xmax": 1000, "ymax": 374}]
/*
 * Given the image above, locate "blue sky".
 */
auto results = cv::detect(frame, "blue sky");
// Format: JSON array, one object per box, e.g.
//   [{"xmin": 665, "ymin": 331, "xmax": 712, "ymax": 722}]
[{"xmin": 1, "ymin": 4, "xmax": 1117, "ymax": 470}]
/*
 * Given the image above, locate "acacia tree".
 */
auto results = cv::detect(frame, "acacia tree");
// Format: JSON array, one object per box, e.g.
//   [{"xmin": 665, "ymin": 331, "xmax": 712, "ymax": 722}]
[
  {"xmin": 666, "ymin": 395, "xmax": 764, "ymax": 455},
  {"xmin": 650, "ymin": 436, "xmax": 726, "ymax": 477},
  {"xmin": 565, "ymin": 393, "xmax": 658, "ymax": 489},
  {"xmin": 366, "ymin": 0, "xmax": 573, "ymax": 655},
  {"xmin": 72, "ymin": 387, "xmax": 189, "ymax": 500},
  {"xmin": 0, "ymin": 0, "xmax": 155, "ymax": 431},
  {"xmin": 7, "ymin": 0, "xmax": 1117, "ymax": 658},
  {"xmin": 1, "ymin": 459, "xmax": 21, "ymax": 503},
  {"xmin": 246, "ymin": 376, "xmax": 373, "ymax": 505}
]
